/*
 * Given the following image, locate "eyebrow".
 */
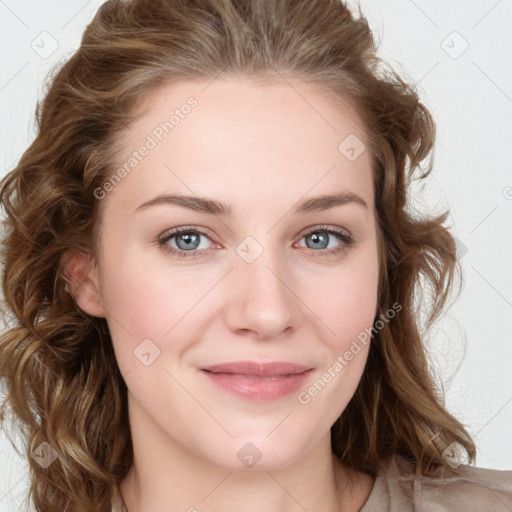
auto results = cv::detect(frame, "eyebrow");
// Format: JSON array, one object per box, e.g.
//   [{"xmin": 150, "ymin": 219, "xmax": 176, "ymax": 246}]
[{"xmin": 135, "ymin": 191, "xmax": 368, "ymax": 215}]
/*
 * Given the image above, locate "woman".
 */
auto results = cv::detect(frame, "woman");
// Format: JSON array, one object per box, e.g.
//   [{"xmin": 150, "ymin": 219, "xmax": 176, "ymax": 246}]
[{"xmin": 0, "ymin": 0, "xmax": 511, "ymax": 511}]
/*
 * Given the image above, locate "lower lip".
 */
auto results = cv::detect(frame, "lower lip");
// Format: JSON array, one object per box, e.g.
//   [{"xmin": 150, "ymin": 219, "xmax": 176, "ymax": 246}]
[{"xmin": 201, "ymin": 369, "xmax": 312, "ymax": 401}]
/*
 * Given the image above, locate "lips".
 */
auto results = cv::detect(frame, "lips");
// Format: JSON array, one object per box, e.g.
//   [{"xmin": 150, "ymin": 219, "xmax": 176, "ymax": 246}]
[
  {"xmin": 200, "ymin": 361, "xmax": 313, "ymax": 401},
  {"xmin": 201, "ymin": 361, "xmax": 312, "ymax": 377}
]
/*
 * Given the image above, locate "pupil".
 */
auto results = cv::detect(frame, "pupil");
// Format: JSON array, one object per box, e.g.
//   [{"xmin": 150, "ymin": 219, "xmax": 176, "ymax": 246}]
[
  {"xmin": 177, "ymin": 233, "xmax": 199, "ymax": 250},
  {"xmin": 307, "ymin": 232, "xmax": 327, "ymax": 249}
]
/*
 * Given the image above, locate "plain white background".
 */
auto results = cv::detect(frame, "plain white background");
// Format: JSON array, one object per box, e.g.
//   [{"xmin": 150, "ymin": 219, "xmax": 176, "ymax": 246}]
[{"xmin": 0, "ymin": 0, "xmax": 511, "ymax": 510}]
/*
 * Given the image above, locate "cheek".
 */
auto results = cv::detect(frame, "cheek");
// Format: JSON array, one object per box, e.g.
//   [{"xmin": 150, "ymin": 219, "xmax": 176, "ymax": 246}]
[
  {"xmin": 298, "ymin": 260, "xmax": 378, "ymax": 418},
  {"xmin": 96, "ymin": 242, "xmax": 199, "ymax": 373},
  {"xmin": 98, "ymin": 243, "xmax": 199, "ymax": 332},
  {"xmin": 308, "ymin": 248, "xmax": 379, "ymax": 351}
]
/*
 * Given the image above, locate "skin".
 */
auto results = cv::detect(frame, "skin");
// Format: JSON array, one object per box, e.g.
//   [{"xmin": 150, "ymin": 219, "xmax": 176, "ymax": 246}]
[{"xmin": 67, "ymin": 75, "xmax": 380, "ymax": 512}]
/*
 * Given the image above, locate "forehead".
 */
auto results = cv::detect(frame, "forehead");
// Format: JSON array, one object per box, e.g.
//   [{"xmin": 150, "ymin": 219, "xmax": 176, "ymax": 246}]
[{"xmin": 105, "ymin": 76, "xmax": 374, "ymax": 214}]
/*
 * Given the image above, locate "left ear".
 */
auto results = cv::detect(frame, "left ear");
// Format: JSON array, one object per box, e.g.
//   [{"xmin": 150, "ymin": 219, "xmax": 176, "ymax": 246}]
[{"xmin": 60, "ymin": 249, "xmax": 107, "ymax": 318}]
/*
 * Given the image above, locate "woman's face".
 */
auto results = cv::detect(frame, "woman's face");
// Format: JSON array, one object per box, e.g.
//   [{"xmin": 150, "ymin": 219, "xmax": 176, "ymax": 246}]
[{"xmin": 84, "ymin": 76, "xmax": 379, "ymax": 470}]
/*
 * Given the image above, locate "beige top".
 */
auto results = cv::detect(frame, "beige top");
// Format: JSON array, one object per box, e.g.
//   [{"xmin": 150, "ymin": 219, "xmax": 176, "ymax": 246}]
[
  {"xmin": 359, "ymin": 455, "xmax": 512, "ymax": 511},
  {"xmin": 111, "ymin": 455, "xmax": 512, "ymax": 511}
]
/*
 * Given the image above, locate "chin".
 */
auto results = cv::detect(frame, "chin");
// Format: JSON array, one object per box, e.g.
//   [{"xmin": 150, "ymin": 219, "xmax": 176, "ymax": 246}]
[{"xmin": 202, "ymin": 434, "xmax": 313, "ymax": 472}]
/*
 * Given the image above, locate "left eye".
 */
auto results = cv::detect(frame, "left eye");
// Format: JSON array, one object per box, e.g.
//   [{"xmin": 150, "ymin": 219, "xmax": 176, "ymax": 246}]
[{"xmin": 298, "ymin": 230, "xmax": 342, "ymax": 250}]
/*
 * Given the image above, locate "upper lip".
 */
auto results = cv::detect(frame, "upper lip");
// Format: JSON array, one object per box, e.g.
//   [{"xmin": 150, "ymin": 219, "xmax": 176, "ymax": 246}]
[{"xmin": 201, "ymin": 361, "xmax": 313, "ymax": 377}]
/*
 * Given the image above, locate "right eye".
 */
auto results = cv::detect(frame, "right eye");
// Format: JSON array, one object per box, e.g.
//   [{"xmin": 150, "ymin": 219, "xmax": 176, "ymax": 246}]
[{"xmin": 158, "ymin": 227, "xmax": 220, "ymax": 259}]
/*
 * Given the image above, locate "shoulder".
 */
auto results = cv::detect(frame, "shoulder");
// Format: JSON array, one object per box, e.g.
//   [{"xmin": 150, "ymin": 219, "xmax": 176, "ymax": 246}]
[{"xmin": 360, "ymin": 454, "xmax": 512, "ymax": 512}]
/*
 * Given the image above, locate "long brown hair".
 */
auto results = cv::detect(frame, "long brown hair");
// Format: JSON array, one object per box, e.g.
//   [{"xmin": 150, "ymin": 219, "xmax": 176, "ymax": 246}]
[{"xmin": 0, "ymin": 0, "xmax": 476, "ymax": 510}]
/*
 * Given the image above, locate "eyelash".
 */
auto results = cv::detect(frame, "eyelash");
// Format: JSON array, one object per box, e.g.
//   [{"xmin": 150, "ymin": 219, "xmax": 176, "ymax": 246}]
[{"xmin": 157, "ymin": 225, "xmax": 353, "ymax": 260}]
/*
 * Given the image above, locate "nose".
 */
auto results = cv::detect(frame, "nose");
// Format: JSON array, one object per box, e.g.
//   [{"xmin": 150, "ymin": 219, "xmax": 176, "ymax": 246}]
[{"xmin": 223, "ymin": 245, "xmax": 302, "ymax": 340}]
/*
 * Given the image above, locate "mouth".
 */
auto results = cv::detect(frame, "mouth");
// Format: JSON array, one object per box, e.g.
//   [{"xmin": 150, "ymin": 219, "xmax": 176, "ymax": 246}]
[{"xmin": 200, "ymin": 361, "xmax": 313, "ymax": 401}]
